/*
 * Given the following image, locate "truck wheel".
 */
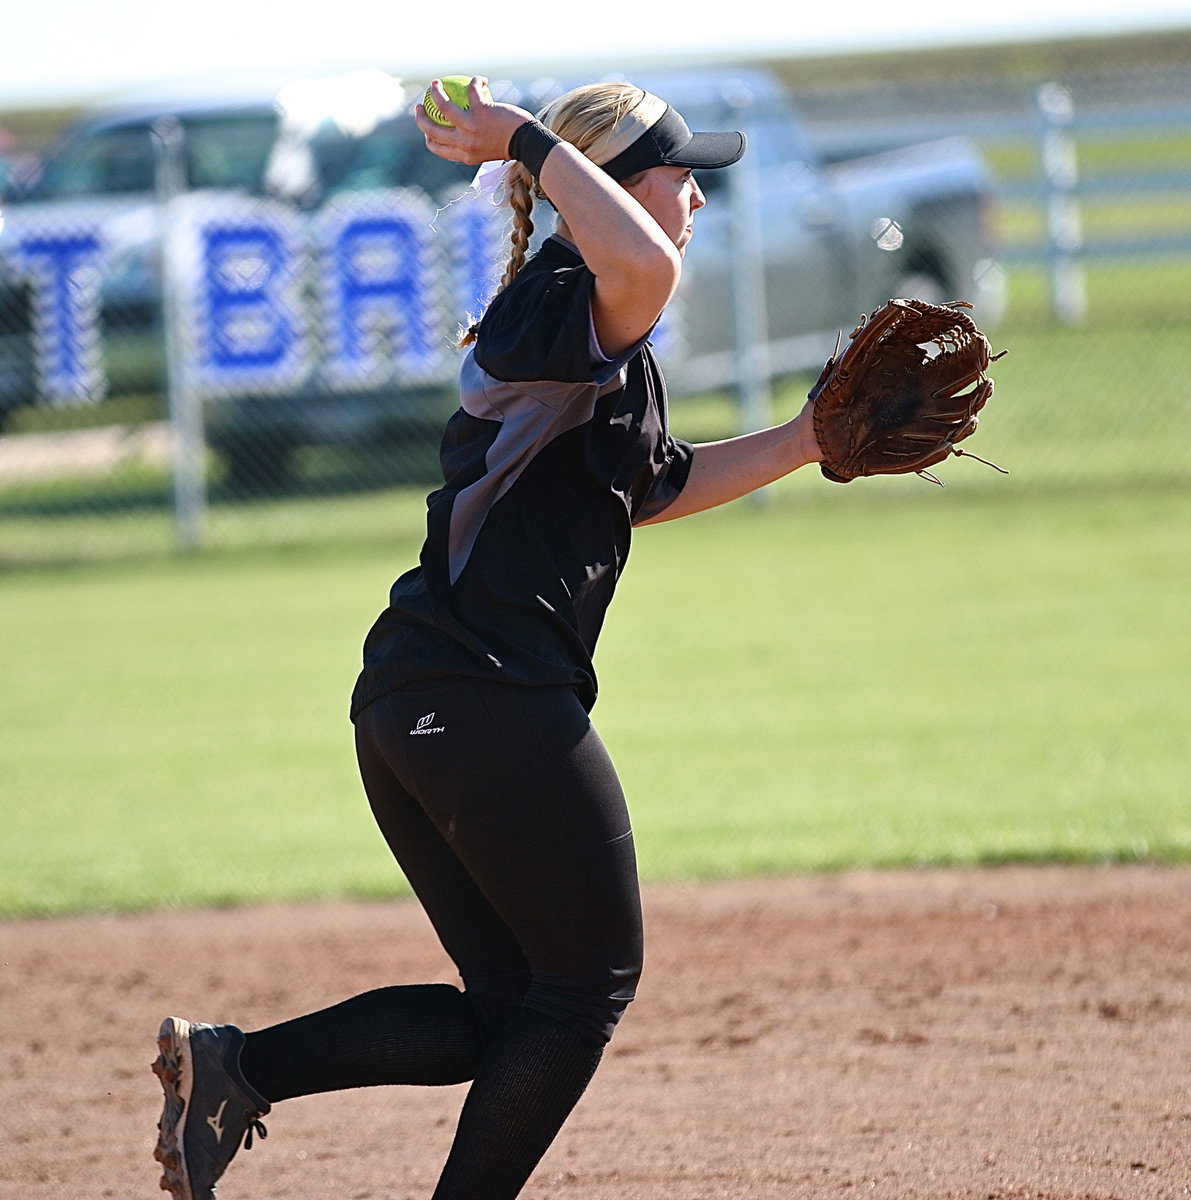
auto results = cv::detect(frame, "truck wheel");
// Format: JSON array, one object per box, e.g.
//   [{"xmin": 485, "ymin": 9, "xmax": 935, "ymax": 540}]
[{"xmin": 218, "ymin": 432, "xmax": 297, "ymax": 495}]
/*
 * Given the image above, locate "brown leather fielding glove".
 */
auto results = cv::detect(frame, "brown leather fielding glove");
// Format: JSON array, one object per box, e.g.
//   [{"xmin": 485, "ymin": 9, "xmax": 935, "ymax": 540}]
[{"xmin": 809, "ymin": 298, "xmax": 1007, "ymax": 485}]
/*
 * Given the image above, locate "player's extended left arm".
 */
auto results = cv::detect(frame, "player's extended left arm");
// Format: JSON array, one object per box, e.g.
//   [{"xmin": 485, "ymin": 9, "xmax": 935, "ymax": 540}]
[{"xmin": 635, "ymin": 399, "xmax": 822, "ymax": 526}]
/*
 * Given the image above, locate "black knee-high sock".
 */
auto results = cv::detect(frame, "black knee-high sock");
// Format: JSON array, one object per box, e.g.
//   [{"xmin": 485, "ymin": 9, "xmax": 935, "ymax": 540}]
[
  {"xmin": 431, "ymin": 1007, "xmax": 605, "ymax": 1200},
  {"xmin": 239, "ymin": 983, "xmax": 483, "ymax": 1102}
]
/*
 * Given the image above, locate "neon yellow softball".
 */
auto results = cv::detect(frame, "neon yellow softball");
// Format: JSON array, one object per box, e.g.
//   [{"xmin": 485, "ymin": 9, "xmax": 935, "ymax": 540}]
[{"xmin": 423, "ymin": 76, "xmax": 490, "ymax": 127}]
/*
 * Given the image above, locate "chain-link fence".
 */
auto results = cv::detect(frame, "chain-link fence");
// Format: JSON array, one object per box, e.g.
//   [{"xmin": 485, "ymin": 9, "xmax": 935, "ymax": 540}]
[{"xmin": 1, "ymin": 58, "xmax": 1188, "ymax": 567}]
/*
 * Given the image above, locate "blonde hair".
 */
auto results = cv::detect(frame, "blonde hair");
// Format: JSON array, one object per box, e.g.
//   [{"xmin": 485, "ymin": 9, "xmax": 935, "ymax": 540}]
[{"xmin": 458, "ymin": 82, "xmax": 649, "ymax": 348}]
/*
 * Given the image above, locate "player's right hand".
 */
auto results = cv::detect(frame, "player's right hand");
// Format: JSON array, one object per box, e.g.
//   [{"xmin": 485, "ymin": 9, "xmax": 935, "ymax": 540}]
[{"xmin": 415, "ymin": 77, "xmax": 535, "ymax": 166}]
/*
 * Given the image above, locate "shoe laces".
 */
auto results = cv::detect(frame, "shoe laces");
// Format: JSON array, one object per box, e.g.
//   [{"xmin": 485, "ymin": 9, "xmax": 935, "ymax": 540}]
[{"xmin": 244, "ymin": 1117, "xmax": 269, "ymax": 1150}]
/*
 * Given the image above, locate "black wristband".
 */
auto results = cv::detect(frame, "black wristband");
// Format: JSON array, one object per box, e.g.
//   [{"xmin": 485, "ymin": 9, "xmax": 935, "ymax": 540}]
[{"xmin": 508, "ymin": 120, "xmax": 563, "ymax": 180}]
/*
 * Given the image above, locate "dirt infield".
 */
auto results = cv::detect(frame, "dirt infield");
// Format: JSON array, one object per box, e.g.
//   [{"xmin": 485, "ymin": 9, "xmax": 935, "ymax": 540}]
[{"xmin": 2, "ymin": 865, "xmax": 1188, "ymax": 1200}]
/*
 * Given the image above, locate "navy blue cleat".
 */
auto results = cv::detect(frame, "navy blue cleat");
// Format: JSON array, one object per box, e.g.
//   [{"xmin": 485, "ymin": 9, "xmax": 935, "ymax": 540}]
[{"xmin": 152, "ymin": 1017, "xmax": 271, "ymax": 1199}]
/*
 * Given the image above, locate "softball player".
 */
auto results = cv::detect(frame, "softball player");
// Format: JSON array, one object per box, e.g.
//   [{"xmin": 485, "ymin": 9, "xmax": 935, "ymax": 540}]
[{"xmin": 152, "ymin": 77, "xmax": 824, "ymax": 1200}]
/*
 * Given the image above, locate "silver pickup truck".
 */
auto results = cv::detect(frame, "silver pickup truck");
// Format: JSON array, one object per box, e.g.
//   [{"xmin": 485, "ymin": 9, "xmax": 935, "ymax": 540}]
[{"xmin": 0, "ymin": 66, "xmax": 1003, "ymax": 487}]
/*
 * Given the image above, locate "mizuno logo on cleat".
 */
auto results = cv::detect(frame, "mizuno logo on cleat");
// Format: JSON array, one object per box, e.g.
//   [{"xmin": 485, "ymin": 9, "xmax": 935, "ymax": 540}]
[
  {"xmin": 409, "ymin": 712, "xmax": 445, "ymax": 736},
  {"xmin": 207, "ymin": 1098, "xmax": 228, "ymax": 1143}
]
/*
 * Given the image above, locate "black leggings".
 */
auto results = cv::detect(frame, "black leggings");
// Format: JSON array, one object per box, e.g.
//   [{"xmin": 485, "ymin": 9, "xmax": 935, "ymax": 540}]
[
  {"xmin": 354, "ymin": 676, "xmax": 644, "ymax": 1043},
  {"xmin": 240, "ymin": 677, "xmax": 643, "ymax": 1199}
]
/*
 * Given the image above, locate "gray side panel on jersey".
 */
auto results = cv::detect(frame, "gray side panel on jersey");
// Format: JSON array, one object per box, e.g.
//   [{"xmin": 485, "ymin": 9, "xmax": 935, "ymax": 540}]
[{"xmin": 448, "ymin": 352, "xmax": 628, "ymax": 585}]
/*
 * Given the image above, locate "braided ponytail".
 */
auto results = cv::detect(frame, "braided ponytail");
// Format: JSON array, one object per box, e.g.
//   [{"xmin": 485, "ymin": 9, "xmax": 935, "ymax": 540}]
[
  {"xmin": 501, "ymin": 163, "xmax": 537, "ymax": 289},
  {"xmin": 457, "ymin": 161, "xmax": 536, "ymax": 349}
]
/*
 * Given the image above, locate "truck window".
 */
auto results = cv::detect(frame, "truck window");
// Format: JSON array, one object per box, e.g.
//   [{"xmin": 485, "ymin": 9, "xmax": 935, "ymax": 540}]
[
  {"xmin": 29, "ymin": 127, "xmax": 157, "ymax": 198},
  {"xmin": 26, "ymin": 113, "xmax": 281, "ymax": 200},
  {"xmin": 315, "ymin": 116, "xmax": 473, "ymax": 199},
  {"xmin": 183, "ymin": 115, "xmax": 280, "ymax": 192}
]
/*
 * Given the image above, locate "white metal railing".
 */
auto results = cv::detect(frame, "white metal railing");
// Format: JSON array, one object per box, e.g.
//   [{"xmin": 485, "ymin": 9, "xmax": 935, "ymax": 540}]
[{"xmin": 806, "ymin": 87, "xmax": 1191, "ymax": 321}]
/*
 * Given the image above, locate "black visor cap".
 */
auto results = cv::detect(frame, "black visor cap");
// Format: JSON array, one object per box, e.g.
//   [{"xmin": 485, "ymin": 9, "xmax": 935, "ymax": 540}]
[{"xmin": 602, "ymin": 105, "xmax": 746, "ymax": 182}]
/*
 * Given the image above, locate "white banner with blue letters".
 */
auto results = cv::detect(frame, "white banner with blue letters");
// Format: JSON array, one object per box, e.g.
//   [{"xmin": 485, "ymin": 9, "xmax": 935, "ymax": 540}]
[{"xmin": 2, "ymin": 185, "xmax": 511, "ymax": 407}]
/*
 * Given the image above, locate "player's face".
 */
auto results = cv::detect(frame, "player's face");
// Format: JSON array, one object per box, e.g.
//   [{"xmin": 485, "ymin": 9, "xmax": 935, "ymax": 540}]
[{"xmin": 623, "ymin": 165, "xmax": 706, "ymax": 253}]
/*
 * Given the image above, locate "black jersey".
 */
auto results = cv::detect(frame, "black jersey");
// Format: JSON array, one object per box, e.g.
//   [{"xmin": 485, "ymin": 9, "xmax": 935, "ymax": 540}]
[{"xmin": 350, "ymin": 236, "xmax": 694, "ymax": 718}]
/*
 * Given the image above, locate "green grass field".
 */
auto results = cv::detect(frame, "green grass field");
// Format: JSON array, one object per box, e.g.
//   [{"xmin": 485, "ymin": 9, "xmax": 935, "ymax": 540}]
[{"xmin": 3, "ymin": 477, "xmax": 1188, "ymax": 916}]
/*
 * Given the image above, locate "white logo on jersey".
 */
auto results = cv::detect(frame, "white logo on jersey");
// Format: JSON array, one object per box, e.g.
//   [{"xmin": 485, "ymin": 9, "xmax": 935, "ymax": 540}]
[{"xmin": 410, "ymin": 712, "xmax": 446, "ymax": 736}]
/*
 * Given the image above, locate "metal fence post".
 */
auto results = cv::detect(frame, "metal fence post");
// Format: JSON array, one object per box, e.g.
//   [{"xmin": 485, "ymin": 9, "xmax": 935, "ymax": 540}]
[
  {"xmin": 153, "ymin": 117, "xmax": 207, "ymax": 550},
  {"xmin": 724, "ymin": 84, "xmax": 774, "ymax": 503},
  {"xmin": 1037, "ymin": 82, "xmax": 1087, "ymax": 325}
]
